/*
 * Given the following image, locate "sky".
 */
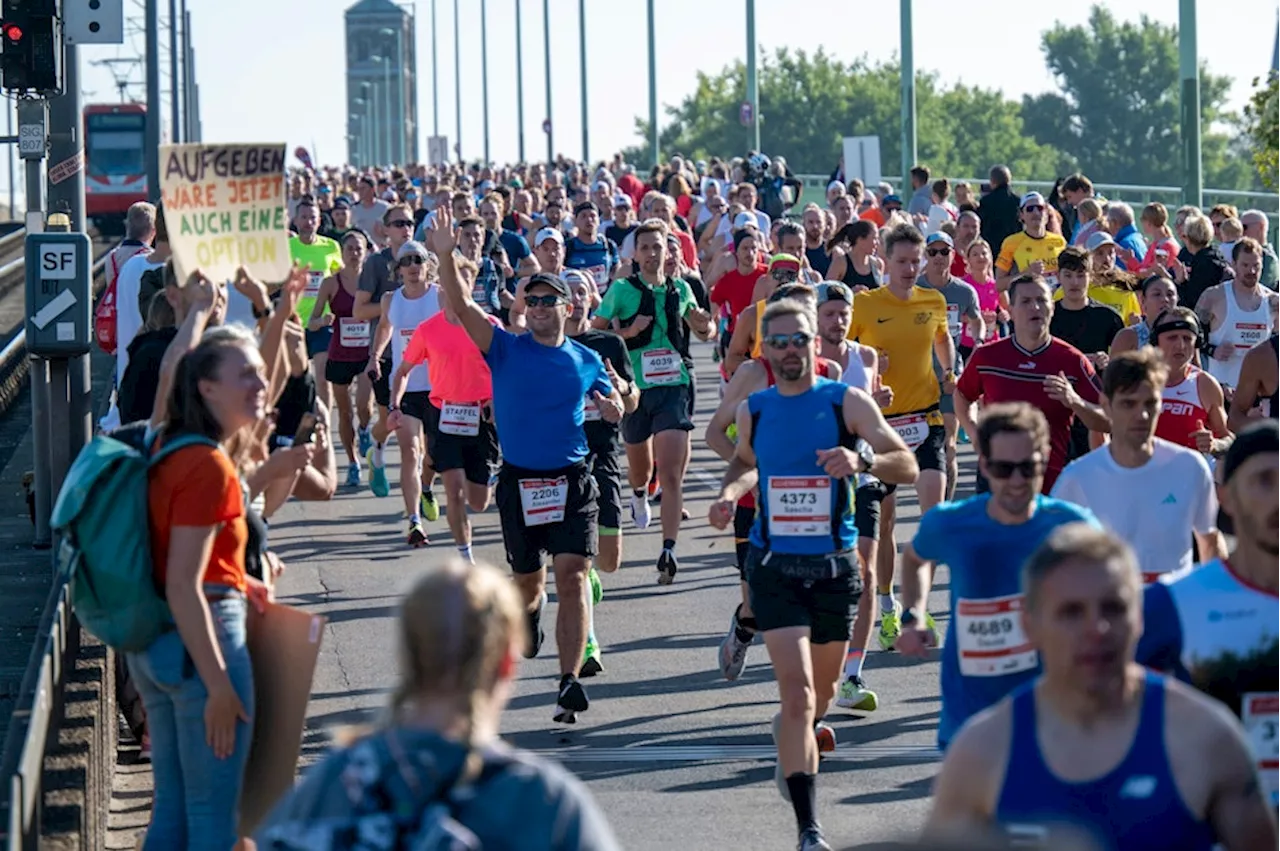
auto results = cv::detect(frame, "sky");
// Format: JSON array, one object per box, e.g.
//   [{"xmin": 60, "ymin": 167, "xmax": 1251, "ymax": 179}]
[{"xmin": 5, "ymin": 0, "xmax": 1279, "ymax": 202}]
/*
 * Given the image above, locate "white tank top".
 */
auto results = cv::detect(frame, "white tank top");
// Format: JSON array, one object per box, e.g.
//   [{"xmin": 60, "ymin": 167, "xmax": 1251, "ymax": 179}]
[
  {"xmin": 840, "ymin": 342, "xmax": 874, "ymax": 394},
  {"xmin": 1207, "ymin": 284, "xmax": 1274, "ymax": 388},
  {"xmin": 388, "ymin": 284, "xmax": 441, "ymax": 393}
]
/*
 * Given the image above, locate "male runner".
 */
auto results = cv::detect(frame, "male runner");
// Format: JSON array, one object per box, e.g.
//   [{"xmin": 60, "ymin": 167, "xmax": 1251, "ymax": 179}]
[
  {"xmin": 1138, "ymin": 420, "xmax": 1280, "ymax": 810},
  {"xmin": 1228, "ymin": 334, "xmax": 1279, "ymax": 430},
  {"xmin": 289, "ymin": 197, "xmax": 344, "ymax": 410},
  {"xmin": 802, "ymin": 204, "xmax": 833, "ymax": 279},
  {"xmin": 722, "ymin": 252, "xmax": 798, "ymax": 378},
  {"xmin": 564, "ymin": 202, "xmax": 622, "ymax": 294},
  {"xmin": 1197, "ymin": 238, "xmax": 1279, "ymax": 393},
  {"xmin": 1051, "ymin": 349, "xmax": 1225, "ymax": 582},
  {"xmin": 592, "ymin": 220, "xmax": 714, "ymax": 585},
  {"xmin": 929, "ymin": 524, "xmax": 1274, "ymax": 851},
  {"xmin": 565, "ymin": 271, "xmax": 639, "ymax": 677},
  {"xmin": 917, "ymin": 231, "xmax": 983, "ymax": 500},
  {"xmin": 429, "ymin": 208, "xmax": 625, "ymax": 724},
  {"xmin": 995, "ymin": 192, "xmax": 1067, "ymax": 292},
  {"xmin": 708, "ymin": 297, "xmax": 916, "ymax": 851},
  {"xmin": 351, "ymin": 175, "xmax": 390, "ymax": 246},
  {"xmin": 456, "ymin": 216, "xmax": 503, "ymax": 314},
  {"xmin": 896, "ymin": 403, "xmax": 1098, "ymax": 749},
  {"xmin": 367, "ymin": 242, "xmax": 443, "ymax": 547},
  {"xmin": 844, "ymin": 224, "xmax": 955, "ymax": 651}
]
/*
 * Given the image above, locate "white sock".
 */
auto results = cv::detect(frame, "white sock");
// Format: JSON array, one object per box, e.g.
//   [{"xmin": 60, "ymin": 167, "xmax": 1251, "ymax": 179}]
[
  {"xmin": 879, "ymin": 593, "xmax": 897, "ymax": 613},
  {"xmin": 457, "ymin": 544, "xmax": 473, "ymax": 563},
  {"xmin": 372, "ymin": 442, "xmax": 385, "ymax": 467}
]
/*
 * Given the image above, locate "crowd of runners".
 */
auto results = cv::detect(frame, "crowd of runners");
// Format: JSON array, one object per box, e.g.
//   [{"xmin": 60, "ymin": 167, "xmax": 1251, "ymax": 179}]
[{"xmin": 97, "ymin": 151, "xmax": 1279, "ymax": 851}]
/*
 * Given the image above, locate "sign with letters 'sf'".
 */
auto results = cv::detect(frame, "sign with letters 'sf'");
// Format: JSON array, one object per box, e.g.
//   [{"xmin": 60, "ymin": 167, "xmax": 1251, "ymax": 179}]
[
  {"xmin": 159, "ymin": 143, "xmax": 292, "ymax": 289},
  {"xmin": 25, "ymin": 233, "xmax": 92, "ymax": 356}
]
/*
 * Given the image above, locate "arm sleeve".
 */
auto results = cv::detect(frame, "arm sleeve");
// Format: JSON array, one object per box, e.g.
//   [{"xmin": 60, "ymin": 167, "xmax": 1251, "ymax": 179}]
[
  {"xmin": 1135, "ymin": 582, "xmax": 1187, "ymax": 677},
  {"xmin": 910, "ymin": 506, "xmax": 946, "ymax": 563},
  {"xmin": 955, "ymin": 347, "xmax": 984, "ymax": 399},
  {"xmin": 401, "ymin": 325, "xmax": 430, "ymax": 366},
  {"xmin": 358, "ymin": 256, "xmax": 380, "ymax": 293},
  {"xmin": 482, "ymin": 326, "xmax": 511, "ymax": 369},
  {"xmin": 1048, "ymin": 466, "xmax": 1084, "ymax": 506},
  {"xmin": 594, "ymin": 286, "xmax": 622, "ymax": 322},
  {"xmin": 1073, "ymin": 352, "xmax": 1102, "ymax": 403},
  {"xmin": 512, "ymin": 235, "xmax": 531, "ymax": 261},
  {"xmin": 167, "ymin": 448, "xmax": 242, "ymax": 527},
  {"xmin": 607, "ymin": 337, "xmax": 635, "ymax": 384},
  {"xmin": 995, "ymin": 235, "xmax": 1017, "ymax": 273},
  {"xmin": 963, "ymin": 285, "xmax": 982, "ymax": 320},
  {"xmin": 1190, "ymin": 457, "xmax": 1219, "ymax": 535}
]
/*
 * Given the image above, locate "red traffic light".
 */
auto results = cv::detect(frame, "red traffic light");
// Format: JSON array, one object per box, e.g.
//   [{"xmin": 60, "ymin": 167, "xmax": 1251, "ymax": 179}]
[{"xmin": 1, "ymin": 22, "xmax": 21, "ymax": 42}]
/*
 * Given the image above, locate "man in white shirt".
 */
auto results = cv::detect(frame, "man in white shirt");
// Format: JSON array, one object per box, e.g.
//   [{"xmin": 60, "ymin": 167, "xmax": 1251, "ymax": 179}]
[{"xmin": 1052, "ymin": 348, "xmax": 1227, "ymax": 583}]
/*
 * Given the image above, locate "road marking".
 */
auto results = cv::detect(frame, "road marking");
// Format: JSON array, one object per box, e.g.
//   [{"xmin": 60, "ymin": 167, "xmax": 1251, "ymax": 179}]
[
  {"xmin": 691, "ymin": 468, "xmax": 721, "ymax": 493},
  {"xmin": 32, "ymin": 288, "xmax": 77, "ymax": 329},
  {"xmin": 531, "ymin": 744, "xmax": 940, "ymax": 765}
]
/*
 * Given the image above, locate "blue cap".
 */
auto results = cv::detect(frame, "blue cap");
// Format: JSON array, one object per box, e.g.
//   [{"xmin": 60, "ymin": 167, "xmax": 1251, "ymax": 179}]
[
  {"xmin": 883, "ymin": 194, "xmax": 903, "ymax": 206},
  {"xmin": 926, "ymin": 232, "xmax": 954, "ymax": 248}
]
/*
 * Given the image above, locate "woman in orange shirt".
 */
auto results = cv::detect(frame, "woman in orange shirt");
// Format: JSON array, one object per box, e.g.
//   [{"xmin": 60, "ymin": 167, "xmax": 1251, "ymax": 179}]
[{"xmin": 128, "ymin": 280, "xmax": 271, "ymax": 850}]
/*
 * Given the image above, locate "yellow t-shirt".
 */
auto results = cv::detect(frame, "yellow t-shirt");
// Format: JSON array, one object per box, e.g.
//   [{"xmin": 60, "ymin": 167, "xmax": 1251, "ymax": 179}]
[
  {"xmin": 996, "ymin": 230, "xmax": 1067, "ymax": 278},
  {"xmin": 750, "ymin": 299, "xmax": 766, "ymax": 359},
  {"xmin": 847, "ymin": 285, "xmax": 948, "ymax": 417},
  {"xmin": 1053, "ymin": 285, "xmax": 1141, "ymax": 324}
]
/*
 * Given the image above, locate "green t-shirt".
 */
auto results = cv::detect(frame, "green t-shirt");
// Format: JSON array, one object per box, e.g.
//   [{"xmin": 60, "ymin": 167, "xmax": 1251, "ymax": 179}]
[
  {"xmin": 596, "ymin": 275, "xmax": 696, "ymax": 390},
  {"xmin": 289, "ymin": 235, "xmax": 344, "ymax": 324}
]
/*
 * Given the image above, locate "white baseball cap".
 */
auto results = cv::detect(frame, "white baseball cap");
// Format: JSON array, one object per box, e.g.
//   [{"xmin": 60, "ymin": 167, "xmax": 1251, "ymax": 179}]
[
  {"xmin": 535, "ymin": 227, "xmax": 564, "ymax": 246},
  {"xmin": 732, "ymin": 211, "xmax": 757, "ymax": 231}
]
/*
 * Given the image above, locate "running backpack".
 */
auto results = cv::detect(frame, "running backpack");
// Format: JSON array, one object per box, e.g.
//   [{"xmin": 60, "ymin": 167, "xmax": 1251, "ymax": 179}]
[{"xmin": 51, "ymin": 429, "xmax": 217, "ymax": 652}]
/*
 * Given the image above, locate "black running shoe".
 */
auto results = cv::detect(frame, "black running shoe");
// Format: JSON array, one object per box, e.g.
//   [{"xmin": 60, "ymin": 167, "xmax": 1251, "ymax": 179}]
[
  {"xmin": 656, "ymin": 547, "xmax": 679, "ymax": 586},
  {"xmin": 553, "ymin": 674, "xmax": 590, "ymax": 724}
]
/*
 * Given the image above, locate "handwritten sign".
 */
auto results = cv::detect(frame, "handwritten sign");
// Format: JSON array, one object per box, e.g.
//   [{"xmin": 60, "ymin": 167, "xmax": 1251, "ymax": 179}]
[{"xmin": 159, "ymin": 143, "xmax": 290, "ymax": 286}]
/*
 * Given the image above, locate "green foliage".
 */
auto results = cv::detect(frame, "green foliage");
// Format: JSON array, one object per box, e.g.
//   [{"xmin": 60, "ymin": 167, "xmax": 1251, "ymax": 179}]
[{"xmin": 1243, "ymin": 73, "xmax": 1279, "ymax": 190}]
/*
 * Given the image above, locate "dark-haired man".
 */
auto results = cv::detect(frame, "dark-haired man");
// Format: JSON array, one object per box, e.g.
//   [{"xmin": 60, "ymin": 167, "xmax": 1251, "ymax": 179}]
[{"xmin": 564, "ymin": 202, "xmax": 622, "ymax": 295}]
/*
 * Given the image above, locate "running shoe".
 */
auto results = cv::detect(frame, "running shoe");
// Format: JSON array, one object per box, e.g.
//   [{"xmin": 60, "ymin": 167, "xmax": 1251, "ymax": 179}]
[
  {"xmin": 878, "ymin": 601, "xmax": 903, "ymax": 651},
  {"xmin": 524, "ymin": 592, "xmax": 547, "ymax": 659},
  {"xmin": 797, "ymin": 826, "xmax": 833, "ymax": 851},
  {"xmin": 770, "ymin": 713, "xmax": 790, "ymax": 800},
  {"xmin": 420, "ymin": 489, "xmax": 440, "ymax": 522},
  {"xmin": 814, "ymin": 720, "xmax": 837, "ymax": 755},
  {"xmin": 367, "ymin": 447, "xmax": 390, "ymax": 498},
  {"xmin": 357, "ymin": 426, "xmax": 373, "ymax": 457},
  {"xmin": 406, "ymin": 519, "xmax": 428, "ymax": 548},
  {"xmin": 630, "ymin": 491, "xmax": 651, "ymax": 529},
  {"xmin": 580, "ymin": 638, "xmax": 604, "ymax": 678},
  {"xmin": 718, "ymin": 608, "xmax": 752, "ymax": 681},
  {"xmin": 647, "ymin": 476, "xmax": 660, "ymax": 500},
  {"xmin": 588, "ymin": 566, "xmax": 603, "ymax": 606},
  {"xmin": 345, "ymin": 462, "xmax": 361, "ymax": 489},
  {"xmin": 553, "ymin": 675, "xmax": 589, "ymax": 724},
  {"xmin": 656, "ymin": 547, "xmax": 679, "ymax": 586},
  {"xmin": 924, "ymin": 611, "xmax": 942, "ymax": 647},
  {"xmin": 835, "ymin": 675, "xmax": 879, "ymax": 712}
]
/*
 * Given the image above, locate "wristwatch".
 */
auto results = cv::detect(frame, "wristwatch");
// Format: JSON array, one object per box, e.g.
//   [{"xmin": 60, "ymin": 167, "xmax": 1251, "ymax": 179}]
[
  {"xmin": 856, "ymin": 442, "xmax": 875, "ymax": 474},
  {"xmin": 252, "ymin": 304, "xmax": 273, "ymax": 320}
]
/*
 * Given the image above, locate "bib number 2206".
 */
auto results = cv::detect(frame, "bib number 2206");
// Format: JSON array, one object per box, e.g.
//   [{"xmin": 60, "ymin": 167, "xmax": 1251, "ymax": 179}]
[{"xmin": 519, "ymin": 477, "xmax": 568, "ymax": 526}]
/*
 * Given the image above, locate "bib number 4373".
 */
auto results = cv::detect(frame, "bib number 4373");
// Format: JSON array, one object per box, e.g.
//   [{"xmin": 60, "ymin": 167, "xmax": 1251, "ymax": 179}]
[{"xmin": 766, "ymin": 476, "xmax": 832, "ymax": 536}]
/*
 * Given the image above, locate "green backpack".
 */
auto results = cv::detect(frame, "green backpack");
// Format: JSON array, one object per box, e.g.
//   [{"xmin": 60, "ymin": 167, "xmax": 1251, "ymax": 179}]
[{"xmin": 51, "ymin": 430, "xmax": 218, "ymax": 653}]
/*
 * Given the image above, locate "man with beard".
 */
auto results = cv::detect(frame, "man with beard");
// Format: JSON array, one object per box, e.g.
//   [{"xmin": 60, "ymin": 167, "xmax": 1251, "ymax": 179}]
[{"xmin": 708, "ymin": 296, "xmax": 914, "ymax": 851}]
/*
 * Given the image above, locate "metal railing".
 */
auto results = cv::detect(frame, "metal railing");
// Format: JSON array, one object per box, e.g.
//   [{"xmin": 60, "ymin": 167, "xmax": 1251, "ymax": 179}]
[{"xmin": 0, "ymin": 245, "xmax": 110, "ymax": 851}]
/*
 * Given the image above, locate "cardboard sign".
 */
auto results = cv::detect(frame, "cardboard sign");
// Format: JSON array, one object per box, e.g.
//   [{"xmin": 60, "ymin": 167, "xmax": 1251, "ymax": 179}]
[
  {"xmin": 237, "ymin": 601, "xmax": 327, "ymax": 837},
  {"xmin": 160, "ymin": 143, "xmax": 291, "ymax": 288}
]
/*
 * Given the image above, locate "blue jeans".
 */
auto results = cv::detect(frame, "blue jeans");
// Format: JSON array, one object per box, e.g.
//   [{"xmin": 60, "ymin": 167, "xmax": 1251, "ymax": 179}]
[{"xmin": 126, "ymin": 591, "xmax": 255, "ymax": 851}]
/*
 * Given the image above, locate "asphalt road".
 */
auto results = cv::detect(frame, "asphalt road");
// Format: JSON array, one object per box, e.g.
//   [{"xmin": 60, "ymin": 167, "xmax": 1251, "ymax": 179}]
[{"xmin": 268, "ymin": 339, "xmax": 968, "ymax": 851}]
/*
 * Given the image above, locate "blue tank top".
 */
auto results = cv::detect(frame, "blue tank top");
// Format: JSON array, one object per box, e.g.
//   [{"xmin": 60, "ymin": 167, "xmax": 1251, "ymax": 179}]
[
  {"xmin": 805, "ymin": 245, "xmax": 832, "ymax": 278},
  {"xmin": 995, "ymin": 672, "xmax": 1216, "ymax": 851},
  {"xmin": 565, "ymin": 236, "xmax": 616, "ymax": 291},
  {"xmin": 747, "ymin": 378, "xmax": 858, "ymax": 555}
]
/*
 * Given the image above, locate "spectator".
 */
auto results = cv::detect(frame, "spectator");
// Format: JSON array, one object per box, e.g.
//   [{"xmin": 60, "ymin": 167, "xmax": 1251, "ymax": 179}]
[
  {"xmin": 931, "ymin": 178, "xmax": 957, "ymax": 219},
  {"xmin": 1240, "ymin": 209, "xmax": 1278, "ymax": 289},
  {"xmin": 1218, "ymin": 217, "xmax": 1244, "ymax": 263},
  {"xmin": 1208, "ymin": 203, "xmax": 1239, "ymax": 243},
  {"xmin": 253, "ymin": 560, "xmax": 620, "ymax": 850},
  {"xmin": 1174, "ymin": 214, "xmax": 1231, "ymax": 311},
  {"xmin": 1105, "ymin": 202, "xmax": 1147, "ymax": 271},
  {"xmin": 954, "ymin": 182, "xmax": 977, "ymax": 213},
  {"xmin": 1059, "ymin": 172, "xmax": 1097, "ymax": 242},
  {"xmin": 907, "ymin": 165, "xmax": 933, "ymax": 216},
  {"xmin": 978, "ymin": 165, "xmax": 1021, "ymax": 253},
  {"xmin": 1128, "ymin": 202, "xmax": 1181, "ymax": 276},
  {"xmin": 1072, "ymin": 198, "xmax": 1106, "ymax": 249}
]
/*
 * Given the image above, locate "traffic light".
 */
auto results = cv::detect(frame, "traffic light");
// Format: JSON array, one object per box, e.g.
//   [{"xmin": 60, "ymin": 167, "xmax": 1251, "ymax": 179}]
[{"xmin": 1, "ymin": 0, "xmax": 62, "ymax": 94}]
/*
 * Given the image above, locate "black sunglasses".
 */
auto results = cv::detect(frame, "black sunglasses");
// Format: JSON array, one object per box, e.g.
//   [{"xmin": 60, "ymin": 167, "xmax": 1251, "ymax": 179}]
[
  {"xmin": 763, "ymin": 331, "xmax": 814, "ymax": 351},
  {"xmin": 926, "ymin": 247, "xmax": 952, "ymax": 256},
  {"xmin": 398, "ymin": 255, "xmax": 427, "ymax": 268},
  {"xmin": 525, "ymin": 294, "xmax": 565, "ymax": 307},
  {"xmin": 986, "ymin": 458, "xmax": 1043, "ymax": 480},
  {"xmin": 387, "ymin": 218, "xmax": 414, "ymax": 228},
  {"xmin": 772, "ymin": 270, "xmax": 799, "ymax": 282},
  {"xmin": 1023, "ymin": 205, "xmax": 1044, "ymax": 214}
]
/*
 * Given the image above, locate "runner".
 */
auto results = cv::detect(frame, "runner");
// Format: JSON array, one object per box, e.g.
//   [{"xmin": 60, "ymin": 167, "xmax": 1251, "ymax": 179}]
[
  {"xmin": 1050, "ymin": 349, "xmax": 1225, "ymax": 582},
  {"xmin": 290, "ymin": 197, "xmax": 344, "ymax": 411},
  {"xmin": 1197, "ymin": 239, "xmax": 1279, "ymax": 393},
  {"xmin": 308, "ymin": 230, "xmax": 374, "ymax": 488},
  {"xmin": 1227, "ymin": 334, "xmax": 1279, "ymax": 430},
  {"xmin": 954, "ymin": 274, "xmax": 1110, "ymax": 495},
  {"xmin": 351, "ymin": 175, "xmax": 390, "ymax": 246},
  {"xmin": 722, "ymin": 252, "xmax": 797, "ymax": 378},
  {"xmin": 1110, "ymin": 273, "xmax": 1180, "ymax": 354},
  {"xmin": 844, "ymin": 224, "xmax": 954, "ymax": 652},
  {"xmin": 824, "ymin": 220, "xmax": 883, "ymax": 291},
  {"xmin": 367, "ymin": 241, "xmax": 442, "ymax": 547},
  {"xmin": 1138, "ymin": 420, "xmax": 1280, "ymax": 810},
  {"xmin": 994, "ymin": 192, "xmax": 1068, "ymax": 292},
  {"xmin": 917, "ymin": 231, "xmax": 983, "ymax": 501},
  {"xmin": 456, "ymin": 215, "xmax": 503, "ymax": 314},
  {"xmin": 564, "ymin": 270, "xmax": 640, "ymax": 677},
  {"xmin": 896, "ymin": 402, "xmax": 1098, "ymax": 749},
  {"xmin": 428, "ymin": 208, "xmax": 625, "ymax": 724},
  {"xmin": 591, "ymin": 220, "xmax": 714, "ymax": 585},
  {"xmin": 389, "ymin": 250, "xmax": 499, "ymax": 562},
  {"xmin": 707, "ymin": 296, "xmax": 916, "ymax": 851},
  {"xmin": 928, "ymin": 524, "xmax": 1274, "ymax": 851},
  {"xmin": 802, "ymin": 204, "xmax": 833, "ymax": 278},
  {"xmin": 1150, "ymin": 308, "xmax": 1232, "ymax": 454},
  {"xmin": 709, "ymin": 230, "xmax": 768, "ymax": 367},
  {"xmin": 564, "ymin": 202, "xmax": 622, "ymax": 295}
]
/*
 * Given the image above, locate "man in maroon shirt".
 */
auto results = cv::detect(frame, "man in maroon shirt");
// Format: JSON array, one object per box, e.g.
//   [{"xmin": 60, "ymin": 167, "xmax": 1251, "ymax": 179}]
[{"xmin": 955, "ymin": 273, "xmax": 1111, "ymax": 492}]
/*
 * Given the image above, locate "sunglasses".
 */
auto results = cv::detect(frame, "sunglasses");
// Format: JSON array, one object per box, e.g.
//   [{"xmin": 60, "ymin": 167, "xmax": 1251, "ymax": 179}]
[
  {"xmin": 884, "ymin": 205, "xmax": 902, "ymax": 213},
  {"xmin": 398, "ymin": 255, "xmax": 427, "ymax": 268},
  {"xmin": 926, "ymin": 247, "xmax": 952, "ymax": 257},
  {"xmin": 772, "ymin": 270, "xmax": 799, "ymax": 282},
  {"xmin": 387, "ymin": 218, "xmax": 414, "ymax": 228},
  {"xmin": 525, "ymin": 294, "xmax": 566, "ymax": 307},
  {"xmin": 986, "ymin": 458, "xmax": 1043, "ymax": 480},
  {"xmin": 1023, "ymin": 205, "xmax": 1044, "ymax": 214},
  {"xmin": 763, "ymin": 331, "xmax": 814, "ymax": 351}
]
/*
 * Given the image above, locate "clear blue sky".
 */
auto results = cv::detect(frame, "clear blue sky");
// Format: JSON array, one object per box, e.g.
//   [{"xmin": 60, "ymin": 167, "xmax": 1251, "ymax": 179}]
[{"xmin": 8, "ymin": 0, "xmax": 1279, "ymax": 201}]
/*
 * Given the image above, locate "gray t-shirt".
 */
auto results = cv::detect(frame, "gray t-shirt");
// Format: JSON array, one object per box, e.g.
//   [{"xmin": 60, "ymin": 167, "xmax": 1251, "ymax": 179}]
[
  {"xmin": 358, "ymin": 247, "xmax": 400, "ymax": 353},
  {"xmin": 918, "ymin": 274, "xmax": 980, "ymax": 371},
  {"xmin": 350, "ymin": 199, "xmax": 390, "ymax": 244}
]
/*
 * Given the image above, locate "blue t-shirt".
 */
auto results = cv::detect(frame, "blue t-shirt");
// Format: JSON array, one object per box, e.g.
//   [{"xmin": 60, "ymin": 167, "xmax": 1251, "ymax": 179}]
[
  {"xmin": 499, "ymin": 229, "xmax": 532, "ymax": 290},
  {"xmin": 484, "ymin": 327, "xmax": 611, "ymax": 470},
  {"xmin": 912, "ymin": 494, "xmax": 1098, "ymax": 749},
  {"xmin": 564, "ymin": 235, "xmax": 619, "ymax": 291}
]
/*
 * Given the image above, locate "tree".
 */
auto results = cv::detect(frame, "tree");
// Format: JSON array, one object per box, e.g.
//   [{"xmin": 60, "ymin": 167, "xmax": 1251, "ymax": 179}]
[
  {"xmin": 621, "ymin": 47, "xmax": 1063, "ymax": 182},
  {"xmin": 1243, "ymin": 74, "xmax": 1279, "ymax": 190},
  {"xmin": 1021, "ymin": 5, "xmax": 1258, "ymax": 191}
]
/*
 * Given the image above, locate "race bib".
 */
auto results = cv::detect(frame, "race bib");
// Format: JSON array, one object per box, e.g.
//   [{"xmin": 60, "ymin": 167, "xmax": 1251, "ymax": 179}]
[
  {"xmin": 642, "ymin": 348, "xmax": 681, "ymax": 385},
  {"xmin": 766, "ymin": 476, "xmax": 832, "ymax": 537},
  {"xmin": 1044, "ymin": 273, "xmax": 1059, "ymax": 291},
  {"xmin": 946, "ymin": 303, "xmax": 960, "ymax": 338},
  {"xmin": 439, "ymin": 403, "xmax": 480, "ymax": 437},
  {"xmin": 956, "ymin": 594, "xmax": 1038, "ymax": 677},
  {"xmin": 519, "ymin": 477, "xmax": 568, "ymax": 526},
  {"xmin": 888, "ymin": 414, "xmax": 929, "ymax": 449},
  {"xmin": 304, "ymin": 272, "xmax": 324, "ymax": 300},
  {"xmin": 1234, "ymin": 321, "xmax": 1268, "ymax": 349},
  {"xmin": 587, "ymin": 264, "xmax": 609, "ymax": 288},
  {"xmin": 583, "ymin": 394, "xmax": 602, "ymax": 422},
  {"xmin": 338, "ymin": 317, "xmax": 370, "ymax": 347},
  {"xmin": 1243, "ymin": 692, "xmax": 1279, "ymax": 808}
]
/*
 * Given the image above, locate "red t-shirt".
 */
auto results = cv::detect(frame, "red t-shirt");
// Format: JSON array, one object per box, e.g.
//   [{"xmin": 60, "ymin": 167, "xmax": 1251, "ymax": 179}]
[
  {"xmin": 711, "ymin": 264, "xmax": 767, "ymax": 330},
  {"xmin": 950, "ymin": 251, "xmax": 968, "ymax": 279},
  {"xmin": 674, "ymin": 229, "xmax": 699, "ymax": 270},
  {"xmin": 955, "ymin": 336, "xmax": 1101, "ymax": 492}
]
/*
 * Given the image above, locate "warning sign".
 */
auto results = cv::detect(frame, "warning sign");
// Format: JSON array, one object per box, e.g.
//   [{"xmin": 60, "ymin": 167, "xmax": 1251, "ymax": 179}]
[{"xmin": 48, "ymin": 150, "xmax": 85, "ymax": 185}]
